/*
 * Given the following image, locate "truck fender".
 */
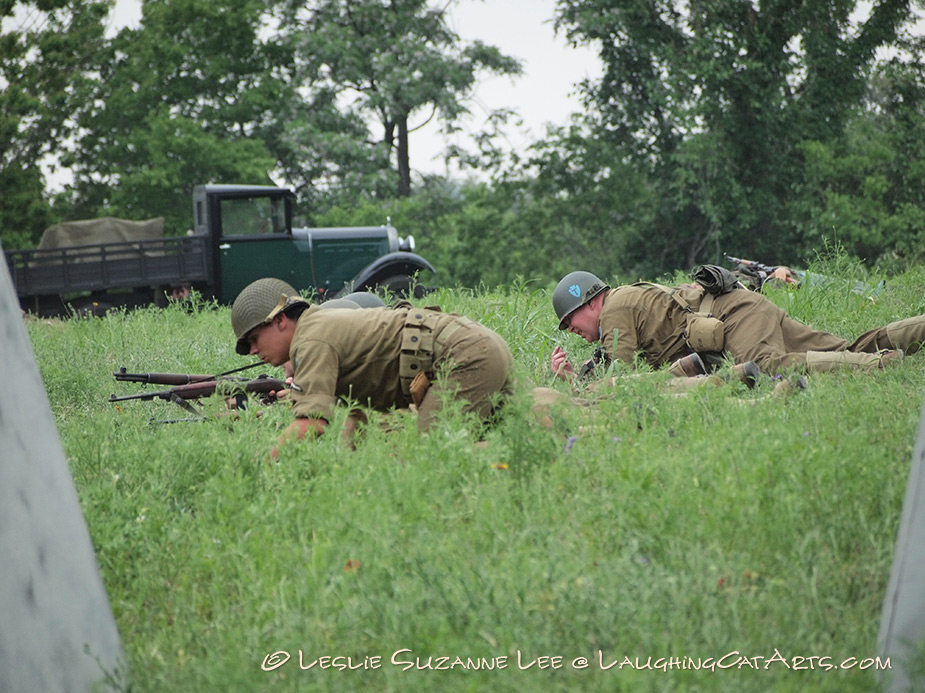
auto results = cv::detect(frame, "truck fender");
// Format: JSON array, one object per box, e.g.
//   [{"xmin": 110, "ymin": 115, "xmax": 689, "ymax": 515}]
[{"xmin": 336, "ymin": 252, "xmax": 435, "ymax": 297}]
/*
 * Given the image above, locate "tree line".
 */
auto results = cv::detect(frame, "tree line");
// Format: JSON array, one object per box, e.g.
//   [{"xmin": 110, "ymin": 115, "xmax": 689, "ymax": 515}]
[{"xmin": 3, "ymin": 0, "xmax": 925, "ymax": 286}]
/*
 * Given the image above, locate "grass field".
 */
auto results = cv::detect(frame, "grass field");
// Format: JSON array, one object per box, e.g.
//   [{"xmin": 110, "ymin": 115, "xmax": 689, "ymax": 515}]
[{"xmin": 25, "ymin": 259, "xmax": 925, "ymax": 692}]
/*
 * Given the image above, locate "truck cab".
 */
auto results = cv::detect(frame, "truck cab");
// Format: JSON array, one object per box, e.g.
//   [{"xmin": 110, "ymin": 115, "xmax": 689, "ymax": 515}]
[{"xmin": 193, "ymin": 184, "xmax": 430, "ymax": 302}]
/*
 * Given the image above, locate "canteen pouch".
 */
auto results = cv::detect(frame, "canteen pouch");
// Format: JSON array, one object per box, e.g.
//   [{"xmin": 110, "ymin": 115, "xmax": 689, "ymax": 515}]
[{"xmin": 685, "ymin": 314, "xmax": 725, "ymax": 352}]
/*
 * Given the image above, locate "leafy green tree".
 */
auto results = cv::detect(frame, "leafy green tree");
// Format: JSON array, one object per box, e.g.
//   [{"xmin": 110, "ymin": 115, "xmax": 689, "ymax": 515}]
[
  {"xmin": 278, "ymin": 0, "xmax": 522, "ymax": 198},
  {"xmin": 554, "ymin": 0, "xmax": 920, "ymax": 273},
  {"xmin": 794, "ymin": 55, "xmax": 925, "ymax": 269},
  {"xmin": 0, "ymin": 0, "xmax": 109, "ymax": 248},
  {"xmin": 58, "ymin": 0, "xmax": 301, "ymax": 234}
]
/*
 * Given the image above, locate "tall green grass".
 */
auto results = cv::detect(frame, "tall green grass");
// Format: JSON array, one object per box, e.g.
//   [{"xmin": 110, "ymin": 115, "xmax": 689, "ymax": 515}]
[{"xmin": 25, "ymin": 262, "xmax": 925, "ymax": 692}]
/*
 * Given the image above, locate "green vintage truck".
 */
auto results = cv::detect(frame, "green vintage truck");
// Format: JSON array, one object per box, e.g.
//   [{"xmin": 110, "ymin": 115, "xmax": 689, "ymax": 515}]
[{"xmin": 3, "ymin": 184, "xmax": 435, "ymax": 316}]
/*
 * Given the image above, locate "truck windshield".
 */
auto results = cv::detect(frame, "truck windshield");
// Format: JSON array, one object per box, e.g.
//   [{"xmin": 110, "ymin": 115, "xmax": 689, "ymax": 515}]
[{"xmin": 220, "ymin": 195, "xmax": 287, "ymax": 237}]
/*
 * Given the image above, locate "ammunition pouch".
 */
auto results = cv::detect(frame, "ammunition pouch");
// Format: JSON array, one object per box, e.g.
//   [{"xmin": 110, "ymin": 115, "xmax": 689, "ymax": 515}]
[
  {"xmin": 399, "ymin": 310, "xmax": 439, "ymax": 395},
  {"xmin": 684, "ymin": 314, "xmax": 725, "ymax": 353},
  {"xmin": 398, "ymin": 309, "xmax": 468, "ymax": 396}
]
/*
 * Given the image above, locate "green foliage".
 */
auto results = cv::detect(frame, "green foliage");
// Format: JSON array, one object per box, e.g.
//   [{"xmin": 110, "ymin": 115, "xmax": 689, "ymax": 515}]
[
  {"xmin": 0, "ymin": 0, "xmax": 110, "ymax": 246},
  {"xmin": 552, "ymin": 0, "xmax": 924, "ymax": 273},
  {"xmin": 278, "ymin": 0, "xmax": 522, "ymax": 198},
  {"xmin": 58, "ymin": 0, "xmax": 292, "ymax": 234},
  {"xmin": 792, "ymin": 58, "xmax": 925, "ymax": 270},
  {"xmin": 0, "ymin": 162, "xmax": 53, "ymax": 249},
  {"xmin": 309, "ymin": 164, "xmax": 645, "ymax": 289},
  {"xmin": 5, "ymin": 0, "xmax": 925, "ymax": 293},
  {"xmin": 25, "ymin": 264, "xmax": 925, "ymax": 691}
]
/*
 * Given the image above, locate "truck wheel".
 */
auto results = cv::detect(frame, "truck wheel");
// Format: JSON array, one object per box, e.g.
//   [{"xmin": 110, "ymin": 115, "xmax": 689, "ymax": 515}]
[{"xmin": 373, "ymin": 274, "xmax": 412, "ymax": 297}]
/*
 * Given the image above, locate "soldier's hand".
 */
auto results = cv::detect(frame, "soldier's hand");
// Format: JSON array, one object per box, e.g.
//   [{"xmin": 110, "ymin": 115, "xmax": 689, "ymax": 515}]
[
  {"xmin": 551, "ymin": 346, "xmax": 576, "ymax": 381},
  {"xmin": 769, "ymin": 266, "xmax": 798, "ymax": 284},
  {"xmin": 266, "ymin": 377, "xmax": 293, "ymax": 402}
]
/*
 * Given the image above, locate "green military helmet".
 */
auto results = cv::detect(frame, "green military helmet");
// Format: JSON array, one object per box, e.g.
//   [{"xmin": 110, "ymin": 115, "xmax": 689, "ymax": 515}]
[
  {"xmin": 339, "ymin": 291, "xmax": 386, "ymax": 309},
  {"xmin": 231, "ymin": 277, "xmax": 307, "ymax": 355},
  {"xmin": 318, "ymin": 298, "xmax": 361, "ymax": 310},
  {"xmin": 552, "ymin": 271, "xmax": 610, "ymax": 330}
]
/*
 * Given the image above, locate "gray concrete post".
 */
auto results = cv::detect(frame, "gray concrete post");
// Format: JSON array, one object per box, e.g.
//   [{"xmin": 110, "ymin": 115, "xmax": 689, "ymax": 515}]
[
  {"xmin": 0, "ymin": 245, "xmax": 124, "ymax": 691},
  {"xmin": 878, "ymin": 393, "xmax": 925, "ymax": 692}
]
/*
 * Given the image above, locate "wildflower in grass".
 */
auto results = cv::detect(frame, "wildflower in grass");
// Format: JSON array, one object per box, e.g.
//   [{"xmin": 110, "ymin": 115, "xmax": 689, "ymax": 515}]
[
  {"xmin": 563, "ymin": 436, "xmax": 577, "ymax": 453},
  {"xmin": 491, "ymin": 463, "xmax": 508, "ymax": 470},
  {"xmin": 344, "ymin": 560, "xmax": 361, "ymax": 572}
]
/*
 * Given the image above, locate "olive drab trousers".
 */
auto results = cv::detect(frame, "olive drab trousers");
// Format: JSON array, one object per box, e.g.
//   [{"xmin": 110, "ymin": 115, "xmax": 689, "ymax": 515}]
[
  {"xmin": 416, "ymin": 317, "xmax": 515, "ymax": 431},
  {"xmin": 712, "ymin": 291, "xmax": 925, "ymax": 373}
]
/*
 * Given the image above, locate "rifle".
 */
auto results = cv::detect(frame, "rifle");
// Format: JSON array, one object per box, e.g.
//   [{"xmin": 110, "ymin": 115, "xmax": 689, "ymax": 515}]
[
  {"xmin": 723, "ymin": 254, "xmax": 778, "ymax": 276},
  {"xmin": 576, "ymin": 346, "xmax": 606, "ymax": 380},
  {"xmin": 113, "ymin": 361, "xmax": 262, "ymax": 385},
  {"xmin": 109, "ymin": 374, "xmax": 287, "ymax": 415},
  {"xmin": 724, "ymin": 254, "xmax": 801, "ymax": 288}
]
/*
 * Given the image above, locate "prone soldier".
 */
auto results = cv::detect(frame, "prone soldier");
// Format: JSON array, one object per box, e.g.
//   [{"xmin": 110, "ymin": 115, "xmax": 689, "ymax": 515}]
[
  {"xmin": 231, "ymin": 278, "xmax": 515, "ymax": 451},
  {"xmin": 549, "ymin": 270, "xmax": 924, "ymax": 380}
]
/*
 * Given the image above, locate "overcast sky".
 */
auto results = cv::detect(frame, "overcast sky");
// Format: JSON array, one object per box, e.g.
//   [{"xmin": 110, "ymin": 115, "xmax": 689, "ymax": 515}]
[{"xmin": 108, "ymin": 0, "xmax": 602, "ymax": 179}]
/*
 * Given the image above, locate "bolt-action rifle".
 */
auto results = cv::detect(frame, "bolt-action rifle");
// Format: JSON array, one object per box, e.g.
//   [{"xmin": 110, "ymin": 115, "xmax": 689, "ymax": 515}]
[
  {"xmin": 724, "ymin": 254, "xmax": 779, "ymax": 276},
  {"xmin": 110, "ymin": 364, "xmax": 286, "ymax": 416},
  {"xmin": 724, "ymin": 254, "xmax": 802, "ymax": 289},
  {"xmin": 576, "ymin": 346, "xmax": 606, "ymax": 380},
  {"xmin": 112, "ymin": 361, "xmax": 263, "ymax": 385}
]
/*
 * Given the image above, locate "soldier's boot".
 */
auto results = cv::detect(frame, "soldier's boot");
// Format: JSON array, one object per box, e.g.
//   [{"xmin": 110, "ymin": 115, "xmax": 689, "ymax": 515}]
[
  {"xmin": 886, "ymin": 315, "xmax": 925, "ymax": 355},
  {"xmin": 668, "ymin": 353, "xmax": 708, "ymax": 378},
  {"xmin": 772, "ymin": 375, "xmax": 809, "ymax": 397},
  {"xmin": 728, "ymin": 361, "xmax": 761, "ymax": 389},
  {"xmin": 805, "ymin": 349, "xmax": 903, "ymax": 372},
  {"xmin": 700, "ymin": 361, "xmax": 761, "ymax": 389}
]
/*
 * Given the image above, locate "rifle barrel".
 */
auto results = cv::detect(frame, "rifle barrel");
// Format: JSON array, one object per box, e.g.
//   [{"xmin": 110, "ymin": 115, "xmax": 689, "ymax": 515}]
[
  {"xmin": 113, "ymin": 371, "xmax": 216, "ymax": 385},
  {"xmin": 113, "ymin": 361, "xmax": 264, "ymax": 385}
]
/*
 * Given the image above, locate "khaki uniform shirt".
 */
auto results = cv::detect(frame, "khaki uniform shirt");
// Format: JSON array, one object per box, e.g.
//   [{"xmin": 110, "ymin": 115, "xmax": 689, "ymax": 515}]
[
  {"xmin": 287, "ymin": 305, "xmax": 475, "ymax": 421},
  {"xmin": 598, "ymin": 285, "xmax": 700, "ymax": 367},
  {"xmin": 288, "ymin": 305, "xmax": 411, "ymax": 420}
]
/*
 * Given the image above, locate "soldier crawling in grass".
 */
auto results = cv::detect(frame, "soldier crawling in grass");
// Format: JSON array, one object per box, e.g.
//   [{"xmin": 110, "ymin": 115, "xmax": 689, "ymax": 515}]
[
  {"xmin": 549, "ymin": 269, "xmax": 925, "ymax": 383},
  {"xmin": 231, "ymin": 278, "xmax": 515, "ymax": 452}
]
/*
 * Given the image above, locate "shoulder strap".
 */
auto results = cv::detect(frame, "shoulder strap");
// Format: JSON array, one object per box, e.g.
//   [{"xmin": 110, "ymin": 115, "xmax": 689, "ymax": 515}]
[{"xmin": 698, "ymin": 292, "xmax": 715, "ymax": 317}]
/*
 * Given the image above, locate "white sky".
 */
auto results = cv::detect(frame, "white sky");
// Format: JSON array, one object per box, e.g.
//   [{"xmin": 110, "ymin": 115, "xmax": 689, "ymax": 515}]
[{"xmin": 107, "ymin": 0, "xmax": 601, "ymax": 179}]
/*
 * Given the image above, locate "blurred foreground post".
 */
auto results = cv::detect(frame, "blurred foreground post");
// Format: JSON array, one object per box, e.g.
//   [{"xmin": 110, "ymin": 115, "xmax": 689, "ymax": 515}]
[
  {"xmin": 878, "ymin": 393, "xmax": 925, "ymax": 692},
  {"xmin": 0, "ymin": 244, "xmax": 124, "ymax": 691}
]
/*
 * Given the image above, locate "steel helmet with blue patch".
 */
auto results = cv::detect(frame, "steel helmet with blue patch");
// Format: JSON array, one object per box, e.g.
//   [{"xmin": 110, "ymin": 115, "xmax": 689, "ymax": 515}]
[{"xmin": 552, "ymin": 271, "xmax": 610, "ymax": 330}]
